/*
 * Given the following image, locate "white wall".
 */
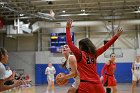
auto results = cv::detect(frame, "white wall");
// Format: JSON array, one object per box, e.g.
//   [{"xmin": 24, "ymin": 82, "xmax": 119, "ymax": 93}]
[
  {"xmin": 97, "ymin": 49, "xmax": 135, "ymax": 63},
  {"xmin": 6, "ymin": 48, "xmax": 135, "ymax": 84},
  {"xmin": 1, "ymin": 23, "xmax": 140, "ymax": 83},
  {"xmin": 8, "ymin": 52, "xmax": 35, "ymax": 83},
  {"xmin": 35, "ymin": 49, "xmax": 135, "ymax": 64},
  {"xmin": 4, "ymin": 35, "xmax": 37, "ymax": 51},
  {"xmin": 35, "ymin": 51, "xmax": 64, "ymax": 64}
]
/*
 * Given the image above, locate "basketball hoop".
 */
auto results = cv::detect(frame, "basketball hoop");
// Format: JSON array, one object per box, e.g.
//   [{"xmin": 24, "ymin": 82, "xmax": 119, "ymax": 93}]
[{"xmin": 104, "ymin": 47, "xmax": 123, "ymax": 58}]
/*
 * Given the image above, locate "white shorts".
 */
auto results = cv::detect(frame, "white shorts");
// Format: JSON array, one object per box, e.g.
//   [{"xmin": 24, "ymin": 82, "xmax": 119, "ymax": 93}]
[
  {"xmin": 72, "ymin": 76, "xmax": 80, "ymax": 89},
  {"xmin": 132, "ymin": 73, "xmax": 140, "ymax": 81},
  {"xmin": 47, "ymin": 75, "xmax": 54, "ymax": 81}
]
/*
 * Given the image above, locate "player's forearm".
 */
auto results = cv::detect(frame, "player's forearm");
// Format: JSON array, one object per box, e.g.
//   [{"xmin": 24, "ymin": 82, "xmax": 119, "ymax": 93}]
[
  {"xmin": 96, "ymin": 35, "xmax": 118, "ymax": 56},
  {"xmin": 3, "ymin": 74, "xmax": 14, "ymax": 82},
  {"xmin": 54, "ymin": 70, "xmax": 56, "ymax": 74},
  {"xmin": 101, "ymin": 68, "xmax": 105, "ymax": 76},
  {"xmin": 0, "ymin": 84, "xmax": 16, "ymax": 92},
  {"xmin": 65, "ymin": 71, "xmax": 77, "ymax": 79},
  {"xmin": 101, "ymin": 65, "xmax": 107, "ymax": 76},
  {"xmin": 66, "ymin": 27, "xmax": 73, "ymax": 48},
  {"xmin": 66, "ymin": 27, "xmax": 78, "ymax": 54}
]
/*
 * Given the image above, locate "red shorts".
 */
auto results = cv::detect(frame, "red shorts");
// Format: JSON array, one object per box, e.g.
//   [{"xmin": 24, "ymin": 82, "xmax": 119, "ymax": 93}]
[
  {"xmin": 103, "ymin": 75, "xmax": 116, "ymax": 86},
  {"xmin": 78, "ymin": 82, "xmax": 105, "ymax": 93}
]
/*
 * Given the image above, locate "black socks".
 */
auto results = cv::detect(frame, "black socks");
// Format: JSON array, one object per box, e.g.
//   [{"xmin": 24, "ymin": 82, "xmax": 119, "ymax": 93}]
[{"xmin": 106, "ymin": 88, "xmax": 111, "ymax": 93}]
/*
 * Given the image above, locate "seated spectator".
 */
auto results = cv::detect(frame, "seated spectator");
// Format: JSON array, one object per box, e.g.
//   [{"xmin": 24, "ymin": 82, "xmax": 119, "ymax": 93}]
[{"xmin": 0, "ymin": 48, "xmax": 26, "ymax": 92}]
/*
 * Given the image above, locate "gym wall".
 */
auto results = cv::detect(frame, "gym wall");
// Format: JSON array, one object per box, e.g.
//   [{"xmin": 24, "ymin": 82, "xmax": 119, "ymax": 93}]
[{"xmin": 0, "ymin": 25, "xmax": 139, "ymax": 85}]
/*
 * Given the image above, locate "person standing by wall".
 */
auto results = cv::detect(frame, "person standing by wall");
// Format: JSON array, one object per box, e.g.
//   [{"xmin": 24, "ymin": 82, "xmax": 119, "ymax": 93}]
[
  {"xmin": 45, "ymin": 62, "xmax": 56, "ymax": 93},
  {"xmin": 131, "ymin": 55, "xmax": 140, "ymax": 93},
  {"xmin": 101, "ymin": 53, "xmax": 117, "ymax": 93}
]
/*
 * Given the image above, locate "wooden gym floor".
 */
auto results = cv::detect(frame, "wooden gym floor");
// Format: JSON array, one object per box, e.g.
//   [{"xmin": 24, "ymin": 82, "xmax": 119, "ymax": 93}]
[{"xmin": 0, "ymin": 83, "xmax": 140, "ymax": 93}]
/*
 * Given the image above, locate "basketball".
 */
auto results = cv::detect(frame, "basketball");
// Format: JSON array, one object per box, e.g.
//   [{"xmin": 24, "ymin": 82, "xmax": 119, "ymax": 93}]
[{"xmin": 56, "ymin": 73, "xmax": 68, "ymax": 86}]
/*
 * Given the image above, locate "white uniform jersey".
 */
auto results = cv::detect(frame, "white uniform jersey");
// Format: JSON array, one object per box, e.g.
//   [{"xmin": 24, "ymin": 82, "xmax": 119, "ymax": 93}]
[
  {"xmin": 133, "ymin": 61, "xmax": 140, "ymax": 74},
  {"xmin": 66, "ymin": 55, "xmax": 73, "ymax": 71},
  {"xmin": 66, "ymin": 55, "xmax": 80, "ymax": 89},
  {"xmin": 0, "ymin": 62, "xmax": 6, "ymax": 79},
  {"xmin": 132, "ymin": 61, "xmax": 140, "ymax": 81},
  {"xmin": 45, "ymin": 66, "xmax": 56, "ymax": 81},
  {"xmin": 5, "ymin": 70, "xmax": 12, "ymax": 78}
]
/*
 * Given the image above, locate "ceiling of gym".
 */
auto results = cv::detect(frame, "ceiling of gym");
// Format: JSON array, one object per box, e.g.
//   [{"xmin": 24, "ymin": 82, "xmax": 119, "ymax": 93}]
[{"xmin": 0, "ymin": 0, "xmax": 140, "ymax": 23}]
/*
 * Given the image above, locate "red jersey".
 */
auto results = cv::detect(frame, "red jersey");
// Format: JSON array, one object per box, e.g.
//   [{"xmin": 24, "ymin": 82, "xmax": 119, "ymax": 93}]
[
  {"xmin": 101, "ymin": 60, "xmax": 116, "ymax": 76},
  {"xmin": 66, "ymin": 27, "xmax": 119, "ymax": 84},
  {"xmin": 101, "ymin": 60, "xmax": 117, "ymax": 86},
  {"xmin": 25, "ymin": 74, "xmax": 30, "ymax": 80}
]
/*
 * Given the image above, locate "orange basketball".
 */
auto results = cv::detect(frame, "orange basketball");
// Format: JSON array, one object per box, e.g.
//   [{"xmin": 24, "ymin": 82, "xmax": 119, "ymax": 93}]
[{"xmin": 56, "ymin": 73, "xmax": 68, "ymax": 86}]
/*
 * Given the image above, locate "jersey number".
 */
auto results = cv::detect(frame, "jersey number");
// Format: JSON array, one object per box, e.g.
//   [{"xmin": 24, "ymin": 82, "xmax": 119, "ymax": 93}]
[
  {"xmin": 136, "ymin": 67, "xmax": 139, "ymax": 70},
  {"xmin": 86, "ymin": 56, "xmax": 94, "ymax": 64}
]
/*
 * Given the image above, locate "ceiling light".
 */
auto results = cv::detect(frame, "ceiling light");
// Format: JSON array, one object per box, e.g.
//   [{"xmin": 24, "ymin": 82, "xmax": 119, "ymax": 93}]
[
  {"xmin": 62, "ymin": 10, "xmax": 66, "ymax": 13},
  {"xmin": 19, "ymin": 14, "xmax": 24, "ymax": 16},
  {"xmin": 78, "ymin": 13, "xmax": 89, "ymax": 16},
  {"xmin": 59, "ymin": 14, "xmax": 71, "ymax": 16},
  {"xmin": 0, "ymin": 2, "xmax": 4, "ymax": 5},
  {"xmin": 81, "ymin": 9, "xmax": 85, "ymax": 12},
  {"xmin": 134, "ymin": 10, "xmax": 140, "ymax": 13}
]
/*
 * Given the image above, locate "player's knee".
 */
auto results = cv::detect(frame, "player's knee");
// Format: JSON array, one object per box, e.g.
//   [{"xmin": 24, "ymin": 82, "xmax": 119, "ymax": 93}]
[{"xmin": 106, "ymin": 88, "xmax": 111, "ymax": 93}]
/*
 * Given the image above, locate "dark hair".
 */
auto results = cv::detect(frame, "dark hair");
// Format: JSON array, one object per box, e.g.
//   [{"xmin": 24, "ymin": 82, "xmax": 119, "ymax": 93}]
[
  {"xmin": 79, "ymin": 38, "xmax": 96, "ymax": 55},
  {"xmin": 0, "ymin": 48, "xmax": 7, "ymax": 61},
  {"xmin": 110, "ymin": 53, "xmax": 116, "ymax": 57},
  {"xmin": 61, "ymin": 60, "xmax": 67, "ymax": 69}
]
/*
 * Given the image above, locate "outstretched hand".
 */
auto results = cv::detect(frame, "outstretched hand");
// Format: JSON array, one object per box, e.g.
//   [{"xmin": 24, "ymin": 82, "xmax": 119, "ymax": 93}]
[
  {"xmin": 116, "ymin": 28, "xmax": 123, "ymax": 37},
  {"xmin": 66, "ymin": 19, "xmax": 73, "ymax": 28}
]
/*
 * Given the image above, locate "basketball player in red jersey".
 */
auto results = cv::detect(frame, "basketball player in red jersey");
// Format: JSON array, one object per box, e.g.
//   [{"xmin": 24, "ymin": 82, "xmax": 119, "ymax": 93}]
[
  {"xmin": 65, "ymin": 19, "xmax": 123, "ymax": 93},
  {"xmin": 101, "ymin": 53, "xmax": 117, "ymax": 93}
]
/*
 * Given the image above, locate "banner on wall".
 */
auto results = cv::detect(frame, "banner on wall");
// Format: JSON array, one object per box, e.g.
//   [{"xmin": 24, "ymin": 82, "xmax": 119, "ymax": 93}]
[{"xmin": 0, "ymin": 18, "xmax": 4, "ymax": 29}]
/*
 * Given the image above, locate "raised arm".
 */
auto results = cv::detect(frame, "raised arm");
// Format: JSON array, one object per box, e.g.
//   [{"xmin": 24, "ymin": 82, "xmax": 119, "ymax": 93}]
[
  {"xmin": 66, "ymin": 20, "xmax": 81, "ymax": 62},
  {"xmin": 96, "ymin": 28, "xmax": 123, "ymax": 57}
]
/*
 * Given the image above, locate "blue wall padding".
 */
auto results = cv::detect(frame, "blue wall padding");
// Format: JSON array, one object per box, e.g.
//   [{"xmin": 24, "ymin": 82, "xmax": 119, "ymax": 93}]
[
  {"xmin": 35, "ymin": 64, "xmax": 74, "ymax": 85},
  {"xmin": 35, "ymin": 63, "xmax": 132, "ymax": 85}
]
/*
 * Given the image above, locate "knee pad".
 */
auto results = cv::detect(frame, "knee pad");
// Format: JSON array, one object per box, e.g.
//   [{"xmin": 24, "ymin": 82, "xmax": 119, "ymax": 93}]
[{"xmin": 106, "ymin": 88, "xmax": 111, "ymax": 93}]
